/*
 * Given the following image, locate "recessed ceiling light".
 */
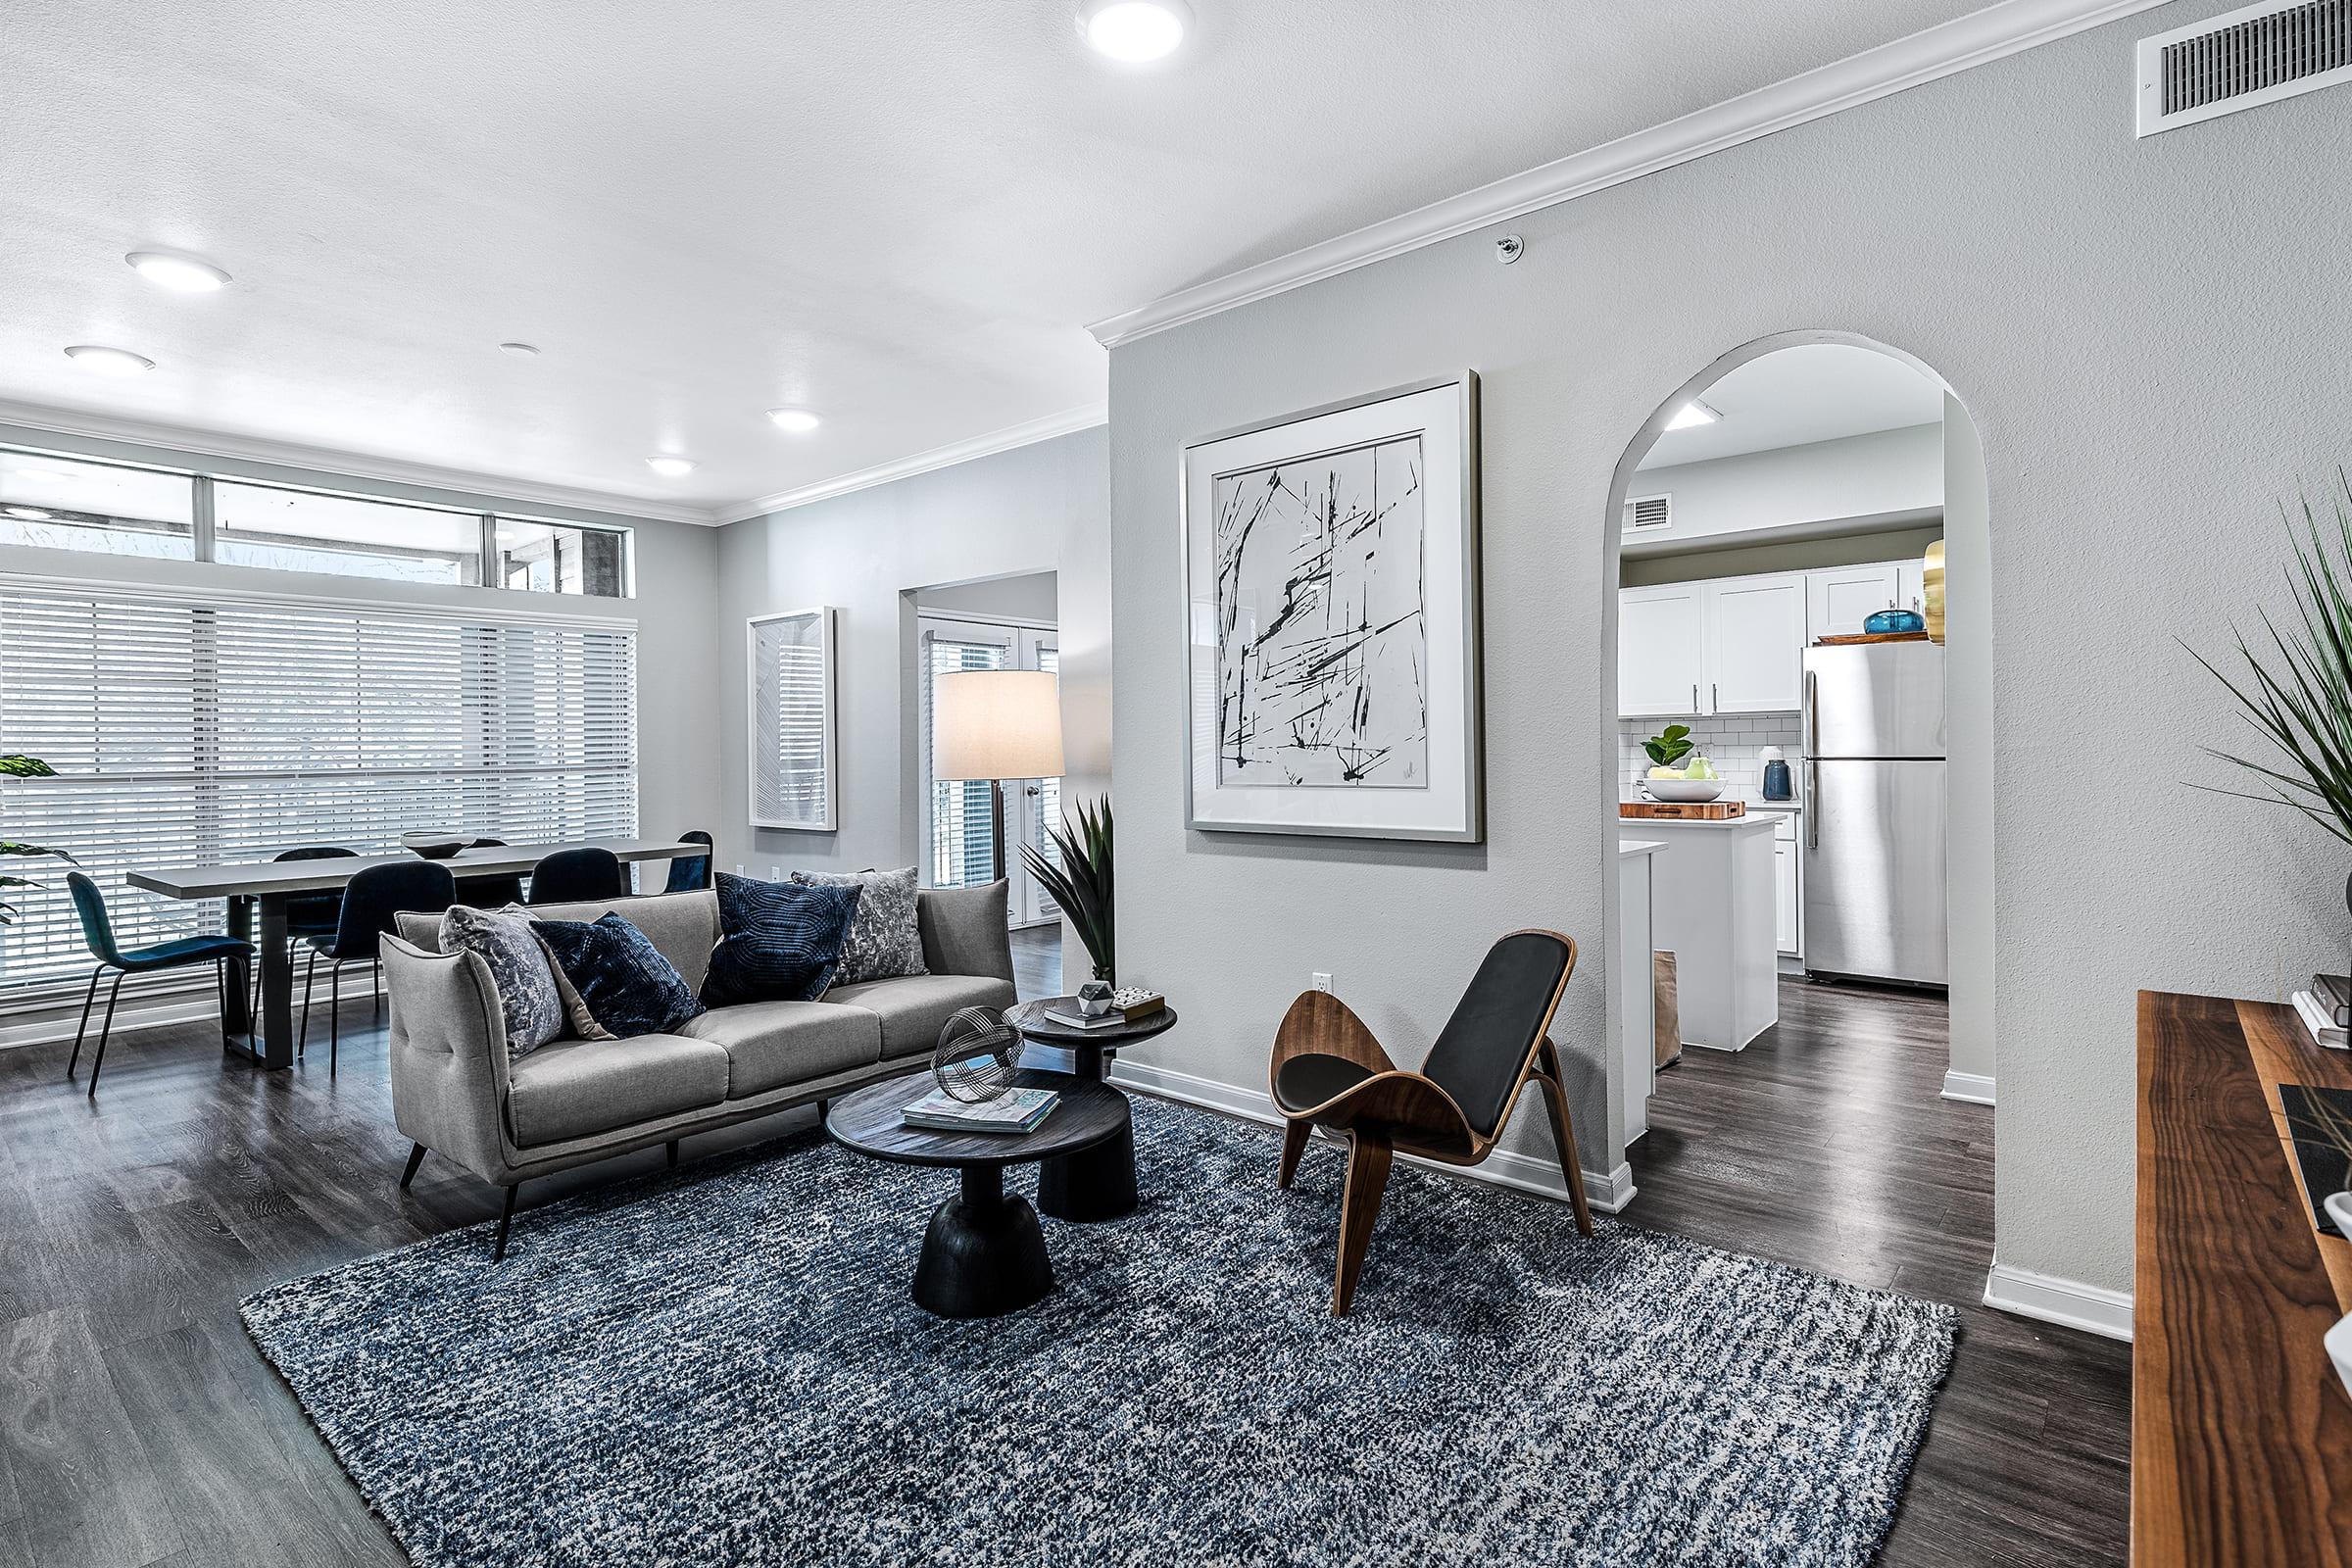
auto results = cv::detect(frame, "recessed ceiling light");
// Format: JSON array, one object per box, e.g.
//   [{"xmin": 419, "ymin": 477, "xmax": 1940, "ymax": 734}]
[
  {"xmin": 1077, "ymin": 0, "xmax": 1192, "ymax": 61},
  {"xmin": 64, "ymin": 345, "xmax": 156, "ymax": 377},
  {"xmin": 3, "ymin": 507, "xmax": 55, "ymax": 520},
  {"xmin": 645, "ymin": 456, "xmax": 697, "ymax": 477},
  {"xmin": 766, "ymin": 408, "xmax": 822, "ymax": 434},
  {"xmin": 1664, "ymin": 400, "xmax": 1722, "ymax": 431},
  {"xmin": 125, "ymin": 251, "xmax": 231, "ymax": 293},
  {"xmin": 500, "ymin": 341, "xmax": 542, "ymax": 357}
]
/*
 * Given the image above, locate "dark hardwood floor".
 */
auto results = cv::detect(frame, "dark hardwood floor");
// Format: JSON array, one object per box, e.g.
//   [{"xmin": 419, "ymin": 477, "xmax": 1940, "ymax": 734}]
[
  {"xmin": 1630, "ymin": 978, "xmax": 2131, "ymax": 1567},
  {"xmin": 0, "ymin": 936, "xmax": 2121, "ymax": 1568}
]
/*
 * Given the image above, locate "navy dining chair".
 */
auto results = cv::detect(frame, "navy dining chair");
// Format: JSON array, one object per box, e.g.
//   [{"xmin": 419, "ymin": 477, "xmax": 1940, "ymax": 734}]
[
  {"xmin": 257, "ymin": 845, "xmax": 358, "ymax": 1014},
  {"xmin": 453, "ymin": 837, "xmax": 526, "ymax": 910},
  {"xmin": 302, "ymin": 860, "xmax": 456, "ymax": 1071},
  {"xmin": 662, "ymin": 830, "xmax": 713, "ymax": 894},
  {"xmin": 64, "ymin": 871, "xmax": 254, "ymax": 1099},
  {"xmin": 528, "ymin": 846, "xmax": 627, "ymax": 906}
]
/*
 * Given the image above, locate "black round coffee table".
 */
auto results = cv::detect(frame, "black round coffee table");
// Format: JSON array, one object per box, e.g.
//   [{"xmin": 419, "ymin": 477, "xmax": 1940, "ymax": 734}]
[
  {"xmin": 826, "ymin": 1067, "xmax": 1126, "ymax": 1319},
  {"xmin": 1004, "ymin": 998, "xmax": 1178, "ymax": 1224}
]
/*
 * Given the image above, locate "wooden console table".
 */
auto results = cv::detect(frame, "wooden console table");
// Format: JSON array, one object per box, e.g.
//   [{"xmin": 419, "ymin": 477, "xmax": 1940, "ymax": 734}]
[{"xmin": 2135, "ymin": 990, "xmax": 2352, "ymax": 1564}]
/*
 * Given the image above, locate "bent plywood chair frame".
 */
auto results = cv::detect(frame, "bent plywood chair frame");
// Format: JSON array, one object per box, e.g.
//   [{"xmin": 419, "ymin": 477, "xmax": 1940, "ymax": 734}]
[{"xmin": 1267, "ymin": 927, "xmax": 1594, "ymax": 1315}]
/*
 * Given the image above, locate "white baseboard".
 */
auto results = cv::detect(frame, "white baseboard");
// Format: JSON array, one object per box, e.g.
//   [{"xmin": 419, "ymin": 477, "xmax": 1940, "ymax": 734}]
[
  {"xmin": 1106, "ymin": 1057, "xmax": 1637, "ymax": 1214},
  {"xmin": 1940, "ymin": 1070, "xmax": 1996, "ymax": 1105},
  {"xmin": 1982, "ymin": 1261, "xmax": 2133, "ymax": 1342}
]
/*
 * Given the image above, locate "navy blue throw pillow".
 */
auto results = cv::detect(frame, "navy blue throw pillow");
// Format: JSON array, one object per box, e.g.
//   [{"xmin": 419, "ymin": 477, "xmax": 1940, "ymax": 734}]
[
  {"xmin": 702, "ymin": 873, "xmax": 861, "ymax": 1006},
  {"xmin": 531, "ymin": 913, "xmax": 706, "ymax": 1039}
]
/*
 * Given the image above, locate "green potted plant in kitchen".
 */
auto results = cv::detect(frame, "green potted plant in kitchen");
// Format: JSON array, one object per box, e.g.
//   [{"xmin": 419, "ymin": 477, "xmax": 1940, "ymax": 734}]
[{"xmin": 2188, "ymin": 468, "xmax": 2352, "ymax": 1398}]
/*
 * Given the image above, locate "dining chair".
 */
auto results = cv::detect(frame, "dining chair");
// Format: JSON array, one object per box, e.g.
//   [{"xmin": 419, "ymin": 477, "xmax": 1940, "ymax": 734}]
[
  {"xmin": 63, "ymin": 871, "xmax": 255, "ymax": 1099},
  {"xmin": 662, "ymin": 830, "xmax": 713, "ymax": 894},
  {"xmin": 1267, "ymin": 928, "xmax": 1592, "ymax": 1315},
  {"xmin": 256, "ymin": 845, "xmax": 359, "ymax": 1015},
  {"xmin": 452, "ymin": 837, "xmax": 526, "ymax": 909},
  {"xmin": 302, "ymin": 860, "xmax": 456, "ymax": 1070},
  {"xmin": 528, "ymin": 845, "xmax": 627, "ymax": 906}
]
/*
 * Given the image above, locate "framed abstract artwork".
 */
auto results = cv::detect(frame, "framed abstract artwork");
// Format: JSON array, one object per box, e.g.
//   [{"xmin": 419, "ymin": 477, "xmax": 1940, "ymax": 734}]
[
  {"xmin": 747, "ymin": 607, "xmax": 837, "ymax": 831},
  {"xmin": 1180, "ymin": 372, "xmax": 1482, "ymax": 842}
]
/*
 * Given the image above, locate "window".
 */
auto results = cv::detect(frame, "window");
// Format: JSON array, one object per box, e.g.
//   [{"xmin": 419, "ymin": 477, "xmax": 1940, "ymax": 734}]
[
  {"xmin": 498, "ymin": 518, "xmax": 630, "ymax": 598},
  {"xmin": 214, "ymin": 483, "xmax": 484, "ymax": 585},
  {"xmin": 921, "ymin": 628, "xmax": 1008, "ymax": 888},
  {"xmin": 0, "ymin": 577, "xmax": 638, "ymax": 995},
  {"xmin": 0, "ymin": 447, "xmax": 634, "ymax": 599},
  {"xmin": 0, "ymin": 453, "xmax": 195, "ymax": 559}
]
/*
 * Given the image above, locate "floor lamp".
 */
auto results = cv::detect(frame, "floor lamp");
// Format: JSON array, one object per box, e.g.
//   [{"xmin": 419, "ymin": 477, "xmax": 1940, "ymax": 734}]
[{"xmin": 931, "ymin": 669, "xmax": 1066, "ymax": 883}]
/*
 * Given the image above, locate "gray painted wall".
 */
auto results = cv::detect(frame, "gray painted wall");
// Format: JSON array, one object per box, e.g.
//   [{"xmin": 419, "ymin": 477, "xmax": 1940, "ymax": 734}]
[
  {"xmin": 1626, "ymin": 423, "xmax": 1941, "ymax": 555},
  {"xmin": 1104, "ymin": 2, "xmax": 2352, "ymax": 1298},
  {"xmin": 914, "ymin": 570, "xmax": 1059, "ymax": 624},
  {"xmin": 0, "ymin": 421, "xmax": 722, "ymax": 854},
  {"xmin": 715, "ymin": 428, "xmax": 1109, "ymax": 971}
]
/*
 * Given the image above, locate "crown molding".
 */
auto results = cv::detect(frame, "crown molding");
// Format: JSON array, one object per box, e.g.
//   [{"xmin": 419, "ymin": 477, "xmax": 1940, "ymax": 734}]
[
  {"xmin": 0, "ymin": 400, "xmax": 719, "ymax": 527},
  {"xmin": 715, "ymin": 404, "xmax": 1108, "ymax": 524},
  {"xmin": 1086, "ymin": 0, "xmax": 2173, "ymax": 348}
]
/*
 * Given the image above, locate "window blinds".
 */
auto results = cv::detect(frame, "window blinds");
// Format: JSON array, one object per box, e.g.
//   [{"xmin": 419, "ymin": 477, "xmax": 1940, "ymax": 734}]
[
  {"xmin": 0, "ymin": 577, "xmax": 637, "ymax": 994},
  {"xmin": 920, "ymin": 629, "xmax": 1007, "ymax": 888}
]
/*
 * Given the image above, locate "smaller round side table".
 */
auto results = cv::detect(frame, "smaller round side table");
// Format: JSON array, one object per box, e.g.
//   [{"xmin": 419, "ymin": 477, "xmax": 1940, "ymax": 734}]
[{"xmin": 1004, "ymin": 998, "xmax": 1178, "ymax": 1223}]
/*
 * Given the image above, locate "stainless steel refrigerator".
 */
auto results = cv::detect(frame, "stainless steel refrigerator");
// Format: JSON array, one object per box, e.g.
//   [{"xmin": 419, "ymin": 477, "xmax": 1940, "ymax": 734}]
[{"xmin": 1801, "ymin": 642, "xmax": 1947, "ymax": 987}]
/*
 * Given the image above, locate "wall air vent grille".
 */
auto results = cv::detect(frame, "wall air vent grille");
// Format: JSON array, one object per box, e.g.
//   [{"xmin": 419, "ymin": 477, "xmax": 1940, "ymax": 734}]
[
  {"xmin": 2137, "ymin": 0, "xmax": 2352, "ymax": 135},
  {"xmin": 1624, "ymin": 494, "xmax": 1673, "ymax": 534}
]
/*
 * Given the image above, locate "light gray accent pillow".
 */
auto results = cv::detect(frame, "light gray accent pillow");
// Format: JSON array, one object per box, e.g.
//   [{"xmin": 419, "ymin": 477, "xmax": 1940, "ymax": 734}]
[
  {"xmin": 438, "ymin": 904, "xmax": 565, "ymax": 1057},
  {"xmin": 791, "ymin": 867, "xmax": 926, "ymax": 985}
]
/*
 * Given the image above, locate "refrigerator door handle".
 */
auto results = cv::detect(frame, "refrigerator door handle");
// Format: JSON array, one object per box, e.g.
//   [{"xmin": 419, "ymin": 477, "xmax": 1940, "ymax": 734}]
[
  {"xmin": 1803, "ymin": 668, "xmax": 1818, "ymax": 756},
  {"xmin": 1806, "ymin": 761, "xmax": 1819, "ymax": 849}
]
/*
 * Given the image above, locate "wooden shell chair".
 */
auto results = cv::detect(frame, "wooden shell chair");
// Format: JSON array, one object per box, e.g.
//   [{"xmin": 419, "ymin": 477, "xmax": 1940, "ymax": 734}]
[{"xmin": 1268, "ymin": 928, "xmax": 1594, "ymax": 1315}]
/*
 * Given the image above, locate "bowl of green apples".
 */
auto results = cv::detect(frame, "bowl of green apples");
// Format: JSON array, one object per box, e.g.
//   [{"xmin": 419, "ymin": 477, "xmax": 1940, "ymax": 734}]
[{"xmin": 1640, "ymin": 726, "xmax": 1727, "ymax": 801}]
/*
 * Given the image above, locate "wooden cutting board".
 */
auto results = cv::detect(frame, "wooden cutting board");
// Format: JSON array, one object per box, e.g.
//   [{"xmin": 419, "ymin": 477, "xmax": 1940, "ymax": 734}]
[
  {"xmin": 1620, "ymin": 800, "xmax": 1746, "ymax": 819},
  {"xmin": 1814, "ymin": 630, "xmax": 1932, "ymax": 645}
]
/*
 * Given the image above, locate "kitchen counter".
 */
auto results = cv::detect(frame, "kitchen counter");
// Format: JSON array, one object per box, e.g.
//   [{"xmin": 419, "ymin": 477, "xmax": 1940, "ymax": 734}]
[{"xmin": 1616, "ymin": 813, "xmax": 1780, "ymax": 831}]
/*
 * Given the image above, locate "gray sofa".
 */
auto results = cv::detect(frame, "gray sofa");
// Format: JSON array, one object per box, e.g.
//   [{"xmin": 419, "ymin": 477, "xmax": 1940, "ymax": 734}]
[{"xmin": 380, "ymin": 880, "xmax": 1015, "ymax": 1250}]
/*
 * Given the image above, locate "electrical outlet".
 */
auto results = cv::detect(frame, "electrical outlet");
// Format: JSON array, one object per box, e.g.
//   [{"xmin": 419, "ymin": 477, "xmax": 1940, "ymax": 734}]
[
  {"xmin": 733, "ymin": 863, "xmax": 745, "ymax": 876},
  {"xmin": 1311, "ymin": 971, "xmax": 1333, "ymax": 994},
  {"xmin": 768, "ymin": 864, "xmax": 781, "ymax": 881}
]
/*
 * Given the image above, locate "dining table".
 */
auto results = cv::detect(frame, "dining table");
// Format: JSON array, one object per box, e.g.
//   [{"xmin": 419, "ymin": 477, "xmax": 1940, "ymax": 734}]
[{"xmin": 123, "ymin": 837, "xmax": 704, "ymax": 1070}]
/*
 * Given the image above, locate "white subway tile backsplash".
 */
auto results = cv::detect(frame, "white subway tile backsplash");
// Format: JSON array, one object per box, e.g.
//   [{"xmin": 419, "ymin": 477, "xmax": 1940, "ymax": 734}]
[{"xmin": 1620, "ymin": 714, "xmax": 1802, "ymax": 794}]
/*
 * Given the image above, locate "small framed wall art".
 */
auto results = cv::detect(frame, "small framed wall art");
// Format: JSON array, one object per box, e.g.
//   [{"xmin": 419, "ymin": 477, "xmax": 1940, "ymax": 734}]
[
  {"xmin": 1180, "ymin": 372, "xmax": 1482, "ymax": 842},
  {"xmin": 747, "ymin": 606, "xmax": 838, "ymax": 831}
]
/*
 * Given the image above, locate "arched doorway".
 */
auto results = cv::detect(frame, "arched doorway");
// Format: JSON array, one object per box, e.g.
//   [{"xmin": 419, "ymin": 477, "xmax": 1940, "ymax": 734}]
[{"xmin": 1603, "ymin": 329, "xmax": 1994, "ymax": 1184}]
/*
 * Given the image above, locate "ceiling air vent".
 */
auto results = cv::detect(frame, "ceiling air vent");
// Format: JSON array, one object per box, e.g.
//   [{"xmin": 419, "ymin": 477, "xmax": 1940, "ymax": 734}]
[
  {"xmin": 1623, "ymin": 494, "xmax": 1672, "ymax": 535},
  {"xmin": 2137, "ymin": 0, "xmax": 2352, "ymax": 135}
]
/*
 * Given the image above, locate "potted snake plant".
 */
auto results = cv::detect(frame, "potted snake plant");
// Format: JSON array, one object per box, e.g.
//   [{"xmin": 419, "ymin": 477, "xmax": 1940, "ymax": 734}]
[{"xmin": 1022, "ymin": 796, "xmax": 1113, "ymax": 985}]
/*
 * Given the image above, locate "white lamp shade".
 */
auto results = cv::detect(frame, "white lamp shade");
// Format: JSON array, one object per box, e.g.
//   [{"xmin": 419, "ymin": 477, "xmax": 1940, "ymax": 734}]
[{"xmin": 933, "ymin": 669, "xmax": 1064, "ymax": 780}]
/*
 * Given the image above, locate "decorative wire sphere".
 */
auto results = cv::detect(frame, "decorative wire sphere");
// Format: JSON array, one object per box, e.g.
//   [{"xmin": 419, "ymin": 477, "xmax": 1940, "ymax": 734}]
[{"xmin": 931, "ymin": 1005, "xmax": 1023, "ymax": 1102}]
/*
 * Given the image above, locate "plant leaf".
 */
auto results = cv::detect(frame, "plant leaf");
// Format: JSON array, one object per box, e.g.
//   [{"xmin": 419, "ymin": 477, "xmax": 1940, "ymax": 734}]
[
  {"xmin": 0, "ymin": 755, "xmax": 57, "ymax": 777},
  {"xmin": 0, "ymin": 840, "xmax": 75, "ymax": 862}
]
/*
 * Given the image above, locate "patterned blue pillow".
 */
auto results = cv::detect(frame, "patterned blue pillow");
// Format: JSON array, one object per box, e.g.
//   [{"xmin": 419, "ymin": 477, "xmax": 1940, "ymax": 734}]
[
  {"xmin": 702, "ymin": 873, "xmax": 861, "ymax": 1006},
  {"xmin": 531, "ymin": 913, "xmax": 706, "ymax": 1039}
]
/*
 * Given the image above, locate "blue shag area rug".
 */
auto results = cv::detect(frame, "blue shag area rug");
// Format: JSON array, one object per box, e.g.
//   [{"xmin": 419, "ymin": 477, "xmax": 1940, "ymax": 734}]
[{"xmin": 241, "ymin": 1099, "xmax": 1955, "ymax": 1568}]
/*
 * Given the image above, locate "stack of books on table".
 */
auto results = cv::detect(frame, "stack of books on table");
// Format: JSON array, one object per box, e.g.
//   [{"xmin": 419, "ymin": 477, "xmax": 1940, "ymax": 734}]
[
  {"xmin": 900, "ymin": 1085, "xmax": 1059, "ymax": 1135},
  {"xmin": 2292, "ymin": 974, "xmax": 2351, "ymax": 1050},
  {"xmin": 1043, "ymin": 989, "xmax": 1166, "ymax": 1031}
]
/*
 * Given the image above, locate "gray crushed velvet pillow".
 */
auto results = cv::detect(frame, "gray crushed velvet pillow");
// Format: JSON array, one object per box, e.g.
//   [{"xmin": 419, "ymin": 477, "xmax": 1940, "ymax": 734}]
[
  {"xmin": 790, "ymin": 867, "xmax": 926, "ymax": 985},
  {"xmin": 438, "ymin": 904, "xmax": 565, "ymax": 1057}
]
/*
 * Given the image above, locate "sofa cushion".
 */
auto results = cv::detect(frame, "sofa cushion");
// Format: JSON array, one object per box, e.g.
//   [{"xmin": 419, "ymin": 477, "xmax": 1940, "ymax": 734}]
[
  {"xmin": 524, "ymin": 889, "xmax": 720, "ymax": 993},
  {"xmin": 505, "ymin": 1034, "xmax": 729, "ymax": 1147},
  {"xmin": 790, "ymin": 867, "xmax": 925, "ymax": 984},
  {"xmin": 702, "ymin": 874, "xmax": 860, "ymax": 1006},
  {"xmin": 825, "ymin": 973, "xmax": 1018, "ymax": 1059},
  {"xmin": 532, "ymin": 914, "xmax": 706, "ymax": 1039},
  {"xmin": 437, "ymin": 904, "xmax": 564, "ymax": 1057},
  {"xmin": 677, "ymin": 1001, "xmax": 882, "ymax": 1099}
]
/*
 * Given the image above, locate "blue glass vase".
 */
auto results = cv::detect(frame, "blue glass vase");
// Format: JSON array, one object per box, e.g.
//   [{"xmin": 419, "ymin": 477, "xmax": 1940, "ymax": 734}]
[{"xmin": 1864, "ymin": 608, "xmax": 1925, "ymax": 635}]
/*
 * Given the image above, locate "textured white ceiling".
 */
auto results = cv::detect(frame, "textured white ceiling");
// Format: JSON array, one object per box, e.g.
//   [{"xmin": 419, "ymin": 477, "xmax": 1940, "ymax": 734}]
[
  {"xmin": 1639, "ymin": 345, "xmax": 1946, "ymax": 468},
  {"xmin": 1, "ymin": 0, "xmax": 1988, "ymax": 519}
]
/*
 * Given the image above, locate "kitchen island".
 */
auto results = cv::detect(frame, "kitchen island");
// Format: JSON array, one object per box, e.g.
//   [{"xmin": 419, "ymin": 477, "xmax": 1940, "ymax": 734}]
[{"xmin": 1618, "ymin": 812, "xmax": 1780, "ymax": 1052}]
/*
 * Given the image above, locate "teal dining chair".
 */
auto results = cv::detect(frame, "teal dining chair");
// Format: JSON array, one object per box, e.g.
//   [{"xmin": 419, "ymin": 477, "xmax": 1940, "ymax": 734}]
[{"xmin": 65, "ymin": 871, "xmax": 255, "ymax": 1099}]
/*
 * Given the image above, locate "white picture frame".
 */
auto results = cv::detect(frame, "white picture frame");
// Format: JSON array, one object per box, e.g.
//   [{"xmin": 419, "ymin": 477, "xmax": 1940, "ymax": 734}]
[
  {"xmin": 1180, "ymin": 372, "xmax": 1483, "ymax": 842},
  {"xmin": 747, "ymin": 607, "xmax": 838, "ymax": 831}
]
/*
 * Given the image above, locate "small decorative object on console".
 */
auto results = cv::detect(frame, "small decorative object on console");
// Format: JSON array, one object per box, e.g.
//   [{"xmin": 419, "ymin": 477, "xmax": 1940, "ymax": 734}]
[
  {"xmin": 399, "ymin": 830, "xmax": 467, "ymax": 860},
  {"xmin": 1110, "ymin": 987, "xmax": 1165, "ymax": 1023},
  {"xmin": 1077, "ymin": 980, "xmax": 1114, "ymax": 1018},
  {"xmin": 931, "ymin": 1004, "xmax": 1022, "ymax": 1102}
]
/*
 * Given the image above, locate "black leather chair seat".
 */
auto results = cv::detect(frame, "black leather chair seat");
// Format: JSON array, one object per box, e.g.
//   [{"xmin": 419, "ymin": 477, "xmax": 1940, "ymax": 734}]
[{"xmin": 1274, "ymin": 1052, "xmax": 1376, "ymax": 1113}]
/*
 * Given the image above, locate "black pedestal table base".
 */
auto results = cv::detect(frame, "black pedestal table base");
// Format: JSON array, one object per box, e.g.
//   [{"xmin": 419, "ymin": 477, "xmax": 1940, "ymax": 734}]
[{"xmin": 912, "ymin": 1163, "xmax": 1055, "ymax": 1318}]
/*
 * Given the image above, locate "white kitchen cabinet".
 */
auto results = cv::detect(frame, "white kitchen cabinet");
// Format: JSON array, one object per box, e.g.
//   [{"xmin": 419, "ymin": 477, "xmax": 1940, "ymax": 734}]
[
  {"xmin": 1807, "ymin": 563, "xmax": 1902, "ymax": 641},
  {"xmin": 1618, "ymin": 582, "xmax": 1706, "ymax": 717},
  {"xmin": 1703, "ymin": 573, "xmax": 1807, "ymax": 712},
  {"xmin": 1895, "ymin": 559, "xmax": 1926, "ymax": 616},
  {"xmin": 1774, "ymin": 840, "xmax": 1798, "ymax": 955}
]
